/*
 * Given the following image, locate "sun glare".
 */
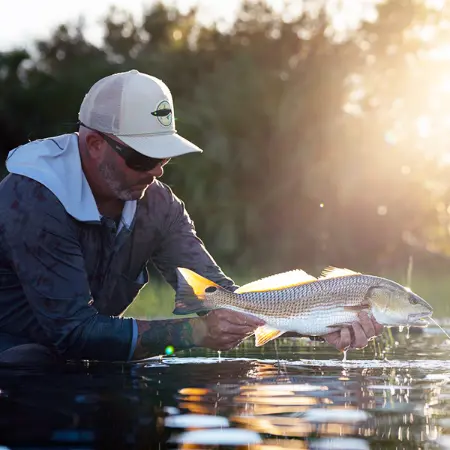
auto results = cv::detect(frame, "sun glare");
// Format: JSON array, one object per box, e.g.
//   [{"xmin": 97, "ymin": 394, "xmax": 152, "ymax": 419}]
[
  {"xmin": 375, "ymin": 11, "xmax": 450, "ymax": 166},
  {"xmin": 429, "ymin": 44, "xmax": 450, "ymax": 60},
  {"xmin": 418, "ymin": 25, "xmax": 436, "ymax": 42},
  {"xmin": 416, "ymin": 116, "xmax": 432, "ymax": 139},
  {"xmin": 425, "ymin": 0, "xmax": 446, "ymax": 9},
  {"xmin": 439, "ymin": 76, "xmax": 450, "ymax": 93}
]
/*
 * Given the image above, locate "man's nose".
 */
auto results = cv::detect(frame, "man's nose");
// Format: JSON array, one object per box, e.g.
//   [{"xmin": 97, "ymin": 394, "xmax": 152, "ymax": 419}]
[{"xmin": 148, "ymin": 161, "xmax": 166, "ymax": 177}]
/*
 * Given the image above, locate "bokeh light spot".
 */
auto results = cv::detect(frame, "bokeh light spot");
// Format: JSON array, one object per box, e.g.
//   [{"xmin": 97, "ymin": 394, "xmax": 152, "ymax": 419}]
[{"xmin": 165, "ymin": 345, "xmax": 175, "ymax": 356}]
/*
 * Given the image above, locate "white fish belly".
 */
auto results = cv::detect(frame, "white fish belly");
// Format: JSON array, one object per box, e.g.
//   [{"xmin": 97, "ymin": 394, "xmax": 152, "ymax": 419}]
[{"xmin": 263, "ymin": 308, "xmax": 360, "ymax": 336}]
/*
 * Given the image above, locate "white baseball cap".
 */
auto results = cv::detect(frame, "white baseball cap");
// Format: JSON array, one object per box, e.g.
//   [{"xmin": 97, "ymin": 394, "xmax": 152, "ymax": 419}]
[{"xmin": 78, "ymin": 69, "xmax": 202, "ymax": 159}]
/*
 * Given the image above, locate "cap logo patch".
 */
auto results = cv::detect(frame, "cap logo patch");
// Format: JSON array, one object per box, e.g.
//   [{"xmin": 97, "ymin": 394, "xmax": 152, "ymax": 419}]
[{"xmin": 151, "ymin": 100, "xmax": 172, "ymax": 127}]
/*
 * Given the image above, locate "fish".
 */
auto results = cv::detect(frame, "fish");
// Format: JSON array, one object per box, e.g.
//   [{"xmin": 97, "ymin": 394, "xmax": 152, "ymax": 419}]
[{"xmin": 173, "ymin": 266, "xmax": 433, "ymax": 347}]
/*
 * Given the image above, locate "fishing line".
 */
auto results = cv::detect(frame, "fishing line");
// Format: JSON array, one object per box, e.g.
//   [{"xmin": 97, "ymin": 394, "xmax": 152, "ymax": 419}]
[{"xmin": 430, "ymin": 317, "xmax": 450, "ymax": 340}]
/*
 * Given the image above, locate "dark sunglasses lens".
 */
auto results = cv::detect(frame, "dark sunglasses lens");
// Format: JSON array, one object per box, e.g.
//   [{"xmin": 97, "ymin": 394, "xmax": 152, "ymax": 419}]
[
  {"xmin": 105, "ymin": 135, "xmax": 167, "ymax": 172},
  {"xmin": 126, "ymin": 153, "xmax": 165, "ymax": 172}
]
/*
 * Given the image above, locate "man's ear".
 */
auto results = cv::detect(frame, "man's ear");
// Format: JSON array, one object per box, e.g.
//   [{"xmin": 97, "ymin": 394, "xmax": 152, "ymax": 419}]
[{"xmin": 84, "ymin": 131, "xmax": 105, "ymax": 160}]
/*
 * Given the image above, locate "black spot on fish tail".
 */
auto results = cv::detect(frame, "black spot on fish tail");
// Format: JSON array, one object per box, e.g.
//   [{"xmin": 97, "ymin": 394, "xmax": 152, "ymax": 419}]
[{"xmin": 173, "ymin": 269, "xmax": 209, "ymax": 315}]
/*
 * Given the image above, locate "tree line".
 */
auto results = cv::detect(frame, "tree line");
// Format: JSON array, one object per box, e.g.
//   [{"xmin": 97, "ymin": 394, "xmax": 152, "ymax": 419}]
[{"xmin": 2, "ymin": 0, "xmax": 450, "ymax": 278}]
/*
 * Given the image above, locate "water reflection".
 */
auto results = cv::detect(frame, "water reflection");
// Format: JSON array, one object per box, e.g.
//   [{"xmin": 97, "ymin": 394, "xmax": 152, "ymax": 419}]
[
  {"xmin": 0, "ymin": 330, "xmax": 449, "ymax": 448},
  {"xmin": 164, "ymin": 331, "xmax": 450, "ymax": 449},
  {"xmin": 169, "ymin": 363, "xmax": 431, "ymax": 448}
]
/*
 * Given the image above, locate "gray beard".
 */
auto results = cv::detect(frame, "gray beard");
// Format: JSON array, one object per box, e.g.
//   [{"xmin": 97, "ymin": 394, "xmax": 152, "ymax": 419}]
[{"xmin": 98, "ymin": 159, "xmax": 135, "ymax": 201}]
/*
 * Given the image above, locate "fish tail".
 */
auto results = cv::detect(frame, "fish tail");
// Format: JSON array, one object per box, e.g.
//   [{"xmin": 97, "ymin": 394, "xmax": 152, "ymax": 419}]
[{"xmin": 173, "ymin": 268, "xmax": 220, "ymax": 315}]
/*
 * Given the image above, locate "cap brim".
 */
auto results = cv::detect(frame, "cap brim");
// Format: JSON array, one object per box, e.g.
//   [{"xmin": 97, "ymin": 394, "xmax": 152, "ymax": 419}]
[{"xmin": 118, "ymin": 132, "xmax": 202, "ymax": 159}]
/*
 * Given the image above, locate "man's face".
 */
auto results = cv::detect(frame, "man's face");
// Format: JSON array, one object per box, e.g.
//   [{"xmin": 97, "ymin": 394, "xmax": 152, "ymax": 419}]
[{"xmin": 97, "ymin": 135, "xmax": 169, "ymax": 201}]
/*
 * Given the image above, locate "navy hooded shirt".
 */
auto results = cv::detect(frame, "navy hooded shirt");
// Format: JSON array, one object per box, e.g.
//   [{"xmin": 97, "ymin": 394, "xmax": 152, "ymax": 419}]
[{"xmin": 0, "ymin": 134, "xmax": 236, "ymax": 361}]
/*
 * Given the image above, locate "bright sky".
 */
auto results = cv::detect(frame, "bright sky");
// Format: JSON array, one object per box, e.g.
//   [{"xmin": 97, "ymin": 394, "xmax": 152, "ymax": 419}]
[
  {"xmin": 0, "ymin": 0, "xmax": 380, "ymax": 51},
  {"xmin": 0, "ymin": 0, "xmax": 275, "ymax": 50}
]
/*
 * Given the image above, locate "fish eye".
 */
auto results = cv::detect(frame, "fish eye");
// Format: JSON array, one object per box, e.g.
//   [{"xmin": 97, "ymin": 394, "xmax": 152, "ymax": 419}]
[
  {"xmin": 409, "ymin": 297, "xmax": 419, "ymax": 305},
  {"xmin": 205, "ymin": 286, "xmax": 217, "ymax": 293}
]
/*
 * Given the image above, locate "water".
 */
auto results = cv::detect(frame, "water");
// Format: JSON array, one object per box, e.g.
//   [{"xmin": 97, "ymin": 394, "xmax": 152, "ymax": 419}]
[{"xmin": 2, "ymin": 327, "xmax": 450, "ymax": 449}]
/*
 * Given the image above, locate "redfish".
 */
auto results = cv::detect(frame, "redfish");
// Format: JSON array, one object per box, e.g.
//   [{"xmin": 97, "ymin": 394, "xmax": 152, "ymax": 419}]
[{"xmin": 173, "ymin": 266, "xmax": 433, "ymax": 346}]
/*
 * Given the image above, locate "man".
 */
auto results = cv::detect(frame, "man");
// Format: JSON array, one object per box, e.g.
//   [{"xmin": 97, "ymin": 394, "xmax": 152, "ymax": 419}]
[{"xmin": 0, "ymin": 70, "xmax": 382, "ymax": 364}]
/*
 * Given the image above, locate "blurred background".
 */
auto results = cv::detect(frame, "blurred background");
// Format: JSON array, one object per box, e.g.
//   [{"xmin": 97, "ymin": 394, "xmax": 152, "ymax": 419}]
[{"xmin": 2, "ymin": 0, "xmax": 450, "ymax": 319}]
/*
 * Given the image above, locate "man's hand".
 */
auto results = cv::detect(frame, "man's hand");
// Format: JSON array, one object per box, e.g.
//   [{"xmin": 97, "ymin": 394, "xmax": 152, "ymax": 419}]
[
  {"xmin": 132, "ymin": 311, "xmax": 264, "ymax": 360},
  {"xmin": 191, "ymin": 309, "xmax": 265, "ymax": 351},
  {"xmin": 324, "ymin": 312, "xmax": 383, "ymax": 351}
]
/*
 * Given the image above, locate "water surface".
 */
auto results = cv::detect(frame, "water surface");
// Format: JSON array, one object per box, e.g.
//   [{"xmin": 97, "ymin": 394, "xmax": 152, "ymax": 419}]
[{"xmin": 1, "ymin": 327, "xmax": 450, "ymax": 449}]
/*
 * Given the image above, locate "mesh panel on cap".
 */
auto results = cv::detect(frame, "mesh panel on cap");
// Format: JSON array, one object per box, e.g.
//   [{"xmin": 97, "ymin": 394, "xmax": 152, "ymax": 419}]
[{"xmin": 79, "ymin": 74, "xmax": 125, "ymax": 133}]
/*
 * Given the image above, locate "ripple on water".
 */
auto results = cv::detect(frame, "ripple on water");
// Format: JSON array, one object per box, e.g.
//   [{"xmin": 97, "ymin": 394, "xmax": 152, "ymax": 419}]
[
  {"xmin": 169, "ymin": 428, "xmax": 262, "ymax": 445},
  {"xmin": 165, "ymin": 413, "xmax": 229, "ymax": 429},
  {"xmin": 159, "ymin": 356, "xmax": 450, "ymax": 371},
  {"xmin": 309, "ymin": 437, "xmax": 370, "ymax": 450},
  {"xmin": 152, "ymin": 347, "xmax": 450, "ymax": 449},
  {"xmin": 2, "ymin": 333, "xmax": 450, "ymax": 448},
  {"xmin": 295, "ymin": 408, "xmax": 371, "ymax": 423}
]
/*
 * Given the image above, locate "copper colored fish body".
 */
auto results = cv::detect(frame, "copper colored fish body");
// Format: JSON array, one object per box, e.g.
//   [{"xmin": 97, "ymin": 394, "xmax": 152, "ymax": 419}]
[{"xmin": 174, "ymin": 266, "xmax": 433, "ymax": 346}]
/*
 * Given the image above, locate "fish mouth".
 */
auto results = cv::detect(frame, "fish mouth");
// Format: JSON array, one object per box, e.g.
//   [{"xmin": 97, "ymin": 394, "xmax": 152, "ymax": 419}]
[{"xmin": 407, "ymin": 312, "xmax": 433, "ymax": 327}]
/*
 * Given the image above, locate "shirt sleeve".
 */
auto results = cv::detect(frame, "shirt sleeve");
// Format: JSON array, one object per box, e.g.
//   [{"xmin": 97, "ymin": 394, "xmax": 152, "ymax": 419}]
[
  {"xmin": 3, "ymin": 180, "xmax": 134, "ymax": 361},
  {"xmin": 151, "ymin": 186, "xmax": 239, "ymax": 293}
]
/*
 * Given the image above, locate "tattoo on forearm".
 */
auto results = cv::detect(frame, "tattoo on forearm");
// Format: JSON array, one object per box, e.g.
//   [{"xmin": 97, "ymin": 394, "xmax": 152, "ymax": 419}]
[{"xmin": 133, "ymin": 318, "xmax": 196, "ymax": 360}]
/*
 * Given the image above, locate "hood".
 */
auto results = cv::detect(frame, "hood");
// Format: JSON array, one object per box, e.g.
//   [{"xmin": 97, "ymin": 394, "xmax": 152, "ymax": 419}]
[{"xmin": 6, "ymin": 134, "xmax": 136, "ymax": 228}]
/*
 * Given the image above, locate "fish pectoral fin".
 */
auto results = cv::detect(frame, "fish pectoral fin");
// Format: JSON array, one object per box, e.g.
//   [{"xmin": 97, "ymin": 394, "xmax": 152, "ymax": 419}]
[
  {"xmin": 254, "ymin": 325, "xmax": 285, "ymax": 347},
  {"xmin": 326, "ymin": 309, "xmax": 370, "ymax": 329},
  {"xmin": 320, "ymin": 266, "xmax": 360, "ymax": 279},
  {"xmin": 343, "ymin": 304, "xmax": 370, "ymax": 311},
  {"xmin": 235, "ymin": 270, "xmax": 317, "ymax": 294},
  {"xmin": 326, "ymin": 322, "xmax": 354, "ymax": 329}
]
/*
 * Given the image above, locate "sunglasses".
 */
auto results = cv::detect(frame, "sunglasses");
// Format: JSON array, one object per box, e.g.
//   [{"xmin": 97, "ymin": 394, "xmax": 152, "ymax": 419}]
[{"xmin": 79, "ymin": 122, "xmax": 168, "ymax": 172}]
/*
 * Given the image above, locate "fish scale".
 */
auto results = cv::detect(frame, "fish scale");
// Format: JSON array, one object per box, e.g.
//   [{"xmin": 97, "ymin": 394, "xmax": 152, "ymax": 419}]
[
  {"xmin": 213, "ymin": 275, "xmax": 374, "ymax": 318},
  {"xmin": 206, "ymin": 276, "xmax": 373, "ymax": 335},
  {"xmin": 174, "ymin": 266, "xmax": 434, "ymax": 346}
]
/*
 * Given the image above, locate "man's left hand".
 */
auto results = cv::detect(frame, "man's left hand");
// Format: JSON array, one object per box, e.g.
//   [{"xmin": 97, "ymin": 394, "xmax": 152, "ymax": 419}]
[{"xmin": 324, "ymin": 311, "xmax": 383, "ymax": 351}]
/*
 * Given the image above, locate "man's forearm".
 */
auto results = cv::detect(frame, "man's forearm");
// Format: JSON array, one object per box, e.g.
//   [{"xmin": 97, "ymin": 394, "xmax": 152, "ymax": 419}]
[{"xmin": 132, "ymin": 317, "xmax": 199, "ymax": 360}]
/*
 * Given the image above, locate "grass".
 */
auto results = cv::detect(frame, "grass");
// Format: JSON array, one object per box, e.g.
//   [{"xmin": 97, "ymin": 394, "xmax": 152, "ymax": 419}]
[
  {"xmin": 402, "ymin": 274, "xmax": 450, "ymax": 319},
  {"xmin": 124, "ymin": 282, "xmax": 177, "ymax": 319}
]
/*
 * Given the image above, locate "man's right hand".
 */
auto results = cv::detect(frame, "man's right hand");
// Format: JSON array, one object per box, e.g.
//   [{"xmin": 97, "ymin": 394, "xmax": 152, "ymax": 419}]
[
  {"xmin": 132, "ymin": 310, "xmax": 265, "ymax": 360},
  {"xmin": 191, "ymin": 309, "xmax": 265, "ymax": 351}
]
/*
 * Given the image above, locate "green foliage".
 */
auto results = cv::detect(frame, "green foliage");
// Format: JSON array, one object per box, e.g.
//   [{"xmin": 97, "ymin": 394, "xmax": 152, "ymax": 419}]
[{"xmin": 2, "ymin": 0, "xmax": 450, "ymax": 281}]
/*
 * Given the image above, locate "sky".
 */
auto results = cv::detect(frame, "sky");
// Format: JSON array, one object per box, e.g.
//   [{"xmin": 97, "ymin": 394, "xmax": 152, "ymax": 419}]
[
  {"xmin": 0, "ymin": 0, "xmax": 380, "ymax": 51},
  {"xmin": 0, "ymin": 0, "xmax": 277, "ymax": 50}
]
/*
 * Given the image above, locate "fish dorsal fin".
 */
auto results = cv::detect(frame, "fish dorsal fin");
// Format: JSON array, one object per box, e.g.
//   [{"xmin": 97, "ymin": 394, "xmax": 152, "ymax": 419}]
[
  {"xmin": 320, "ymin": 266, "xmax": 360, "ymax": 279},
  {"xmin": 235, "ymin": 270, "xmax": 317, "ymax": 294}
]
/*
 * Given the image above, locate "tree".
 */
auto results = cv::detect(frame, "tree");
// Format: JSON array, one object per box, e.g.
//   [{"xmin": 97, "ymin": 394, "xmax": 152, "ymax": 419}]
[{"xmin": 1, "ymin": 0, "xmax": 449, "ymax": 276}]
